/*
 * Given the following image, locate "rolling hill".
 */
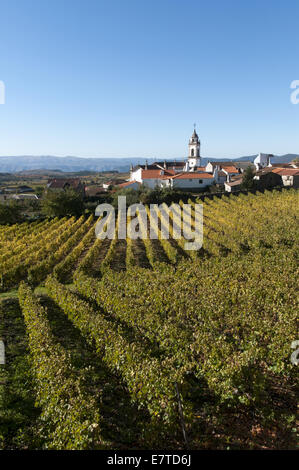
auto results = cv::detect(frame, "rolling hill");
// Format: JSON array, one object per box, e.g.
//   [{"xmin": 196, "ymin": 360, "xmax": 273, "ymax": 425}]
[{"xmin": 0, "ymin": 154, "xmax": 297, "ymax": 173}]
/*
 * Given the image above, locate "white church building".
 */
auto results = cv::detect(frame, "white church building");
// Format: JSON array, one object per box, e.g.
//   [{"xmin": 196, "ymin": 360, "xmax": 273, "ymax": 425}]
[{"xmin": 129, "ymin": 128, "xmax": 219, "ymax": 191}]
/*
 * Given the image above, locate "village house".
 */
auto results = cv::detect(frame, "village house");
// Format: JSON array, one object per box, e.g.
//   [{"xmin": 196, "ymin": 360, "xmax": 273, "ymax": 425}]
[
  {"xmin": 224, "ymin": 163, "xmax": 299, "ymax": 192},
  {"xmin": 2, "ymin": 186, "xmax": 19, "ymax": 194},
  {"xmin": 224, "ymin": 177, "xmax": 243, "ymax": 192},
  {"xmin": 84, "ymin": 185, "xmax": 106, "ymax": 197},
  {"xmin": 102, "ymin": 179, "xmax": 126, "ymax": 191},
  {"xmin": 0, "ymin": 192, "xmax": 39, "ymax": 203},
  {"xmin": 113, "ymin": 180, "xmax": 140, "ymax": 191},
  {"xmin": 130, "ymin": 168, "xmax": 176, "ymax": 189},
  {"xmin": 234, "ymin": 161, "xmax": 255, "ymax": 173},
  {"xmin": 166, "ymin": 172, "xmax": 215, "ymax": 190},
  {"xmin": 205, "ymin": 161, "xmax": 240, "ymax": 178},
  {"xmin": 46, "ymin": 178, "xmax": 85, "ymax": 196},
  {"xmin": 11, "ymin": 193, "xmax": 39, "ymax": 201},
  {"xmin": 253, "ymin": 168, "xmax": 282, "ymax": 189},
  {"xmin": 17, "ymin": 185, "xmax": 34, "ymax": 193},
  {"xmin": 271, "ymin": 168, "xmax": 299, "ymax": 188}
]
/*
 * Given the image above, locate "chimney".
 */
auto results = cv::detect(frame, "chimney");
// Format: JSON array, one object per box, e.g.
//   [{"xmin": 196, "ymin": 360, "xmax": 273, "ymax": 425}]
[
  {"xmin": 164, "ymin": 159, "xmax": 167, "ymax": 169},
  {"xmin": 145, "ymin": 160, "xmax": 148, "ymax": 170},
  {"xmin": 226, "ymin": 173, "xmax": 231, "ymax": 183}
]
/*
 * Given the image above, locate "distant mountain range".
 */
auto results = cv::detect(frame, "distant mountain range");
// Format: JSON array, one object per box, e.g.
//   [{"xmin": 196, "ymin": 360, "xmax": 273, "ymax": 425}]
[{"xmin": 0, "ymin": 154, "xmax": 297, "ymax": 173}]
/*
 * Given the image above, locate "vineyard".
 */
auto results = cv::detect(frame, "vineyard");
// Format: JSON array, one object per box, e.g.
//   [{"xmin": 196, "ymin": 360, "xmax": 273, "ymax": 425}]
[{"xmin": 0, "ymin": 189, "xmax": 298, "ymax": 449}]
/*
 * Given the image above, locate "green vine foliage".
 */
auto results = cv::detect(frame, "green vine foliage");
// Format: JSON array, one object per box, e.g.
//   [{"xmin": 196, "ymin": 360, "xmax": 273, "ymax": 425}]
[
  {"xmin": 18, "ymin": 283, "xmax": 102, "ymax": 449},
  {"xmin": 0, "ymin": 189, "xmax": 297, "ymax": 448},
  {"xmin": 45, "ymin": 276, "xmax": 189, "ymax": 425}
]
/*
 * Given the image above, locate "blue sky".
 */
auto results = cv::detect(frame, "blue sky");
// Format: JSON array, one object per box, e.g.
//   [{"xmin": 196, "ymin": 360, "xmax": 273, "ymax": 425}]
[{"xmin": 0, "ymin": 0, "xmax": 298, "ymax": 159}]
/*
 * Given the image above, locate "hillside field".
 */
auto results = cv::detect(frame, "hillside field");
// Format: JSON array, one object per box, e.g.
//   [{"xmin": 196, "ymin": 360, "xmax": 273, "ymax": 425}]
[{"xmin": 0, "ymin": 189, "xmax": 298, "ymax": 449}]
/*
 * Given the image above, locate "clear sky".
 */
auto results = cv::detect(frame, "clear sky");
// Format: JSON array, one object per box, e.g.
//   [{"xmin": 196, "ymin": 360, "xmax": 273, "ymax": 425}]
[{"xmin": 0, "ymin": 0, "xmax": 298, "ymax": 159}]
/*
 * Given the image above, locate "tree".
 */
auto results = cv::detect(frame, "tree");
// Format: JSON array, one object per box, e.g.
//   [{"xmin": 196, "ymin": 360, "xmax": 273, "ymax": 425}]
[
  {"xmin": 41, "ymin": 189, "xmax": 84, "ymax": 217},
  {"xmin": 111, "ymin": 188, "xmax": 141, "ymax": 208},
  {"xmin": 28, "ymin": 199, "xmax": 40, "ymax": 212},
  {"xmin": 0, "ymin": 201, "xmax": 23, "ymax": 225},
  {"xmin": 111, "ymin": 185, "xmax": 187, "ymax": 208},
  {"xmin": 34, "ymin": 185, "xmax": 45, "ymax": 197},
  {"xmin": 241, "ymin": 166, "xmax": 256, "ymax": 191}
]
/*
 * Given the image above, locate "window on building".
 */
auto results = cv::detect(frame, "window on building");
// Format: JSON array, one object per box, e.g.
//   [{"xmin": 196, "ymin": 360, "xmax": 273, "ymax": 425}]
[
  {"xmin": 199, "ymin": 180, "xmax": 202, "ymax": 184},
  {"xmin": 191, "ymin": 149, "xmax": 194, "ymax": 157}
]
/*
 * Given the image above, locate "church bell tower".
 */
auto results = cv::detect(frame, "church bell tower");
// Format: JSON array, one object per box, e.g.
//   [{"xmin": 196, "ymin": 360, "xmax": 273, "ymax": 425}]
[{"xmin": 188, "ymin": 125, "xmax": 201, "ymax": 169}]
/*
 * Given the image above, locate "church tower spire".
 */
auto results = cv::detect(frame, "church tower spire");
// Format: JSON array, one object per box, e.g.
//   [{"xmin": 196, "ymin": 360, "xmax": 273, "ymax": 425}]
[{"xmin": 187, "ymin": 125, "xmax": 201, "ymax": 169}]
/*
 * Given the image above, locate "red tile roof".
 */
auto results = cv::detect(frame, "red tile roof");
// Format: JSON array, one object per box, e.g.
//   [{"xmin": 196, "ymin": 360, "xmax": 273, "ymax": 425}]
[
  {"xmin": 271, "ymin": 168, "xmax": 299, "ymax": 176},
  {"xmin": 225, "ymin": 178, "xmax": 242, "ymax": 187},
  {"xmin": 254, "ymin": 167, "xmax": 276, "ymax": 176},
  {"xmin": 141, "ymin": 169, "xmax": 175, "ymax": 179},
  {"xmin": 115, "ymin": 180, "xmax": 140, "ymax": 188},
  {"xmin": 171, "ymin": 172, "xmax": 214, "ymax": 180},
  {"xmin": 221, "ymin": 165, "xmax": 239, "ymax": 173}
]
